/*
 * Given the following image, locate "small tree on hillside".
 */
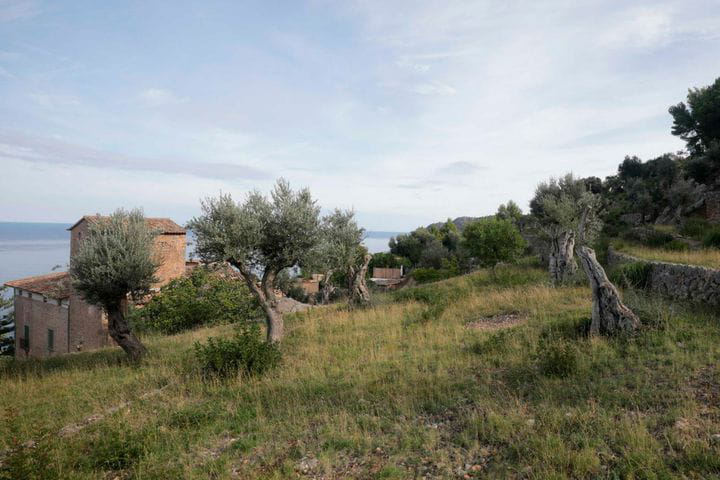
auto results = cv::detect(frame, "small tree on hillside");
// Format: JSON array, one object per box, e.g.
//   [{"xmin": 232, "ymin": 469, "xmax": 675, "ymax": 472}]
[
  {"xmin": 313, "ymin": 209, "xmax": 365, "ymax": 304},
  {"xmin": 462, "ymin": 218, "xmax": 526, "ymax": 270},
  {"xmin": 70, "ymin": 209, "xmax": 159, "ymax": 361},
  {"xmin": 530, "ymin": 173, "xmax": 601, "ymax": 283},
  {"xmin": 188, "ymin": 179, "xmax": 321, "ymax": 342},
  {"xmin": 496, "ymin": 200, "xmax": 523, "ymax": 223}
]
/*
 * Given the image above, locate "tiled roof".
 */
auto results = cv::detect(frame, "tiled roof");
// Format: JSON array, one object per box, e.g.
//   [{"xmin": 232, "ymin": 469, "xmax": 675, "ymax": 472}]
[
  {"xmin": 67, "ymin": 216, "xmax": 186, "ymax": 234},
  {"xmin": 5, "ymin": 272, "xmax": 72, "ymax": 300}
]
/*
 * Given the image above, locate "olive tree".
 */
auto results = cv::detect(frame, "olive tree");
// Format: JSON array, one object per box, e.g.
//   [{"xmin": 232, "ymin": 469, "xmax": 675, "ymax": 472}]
[
  {"xmin": 530, "ymin": 174, "xmax": 601, "ymax": 283},
  {"xmin": 462, "ymin": 218, "xmax": 526, "ymax": 270},
  {"xmin": 313, "ymin": 209, "xmax": 365, "ymax": 304},
  {"xmin": 575, "ymin": 208, "xmax": 640, "ymax": 335},
  {"xmin": 188, "ymin": 179, "xmax": 321, "ymax": 342},
  {"xmin": 69, "ymin": 209, "xmax": 159, "ymax": 361}
]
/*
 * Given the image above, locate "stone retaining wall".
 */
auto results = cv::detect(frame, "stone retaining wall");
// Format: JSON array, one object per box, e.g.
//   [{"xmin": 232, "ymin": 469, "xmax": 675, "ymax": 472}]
[{"xmin": 607, "ymin": 247, "xmax": 720, "ymax": 306}]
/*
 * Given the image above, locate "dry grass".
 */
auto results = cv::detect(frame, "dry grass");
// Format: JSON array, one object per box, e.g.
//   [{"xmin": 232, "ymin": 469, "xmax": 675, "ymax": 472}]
[
  {"xmin": 2, "ymin": 265, "xmax": 720, "ymax": 479},
  {"xmin": 619, "ymin": 244, "xmax": 720, "ymax": 269}
]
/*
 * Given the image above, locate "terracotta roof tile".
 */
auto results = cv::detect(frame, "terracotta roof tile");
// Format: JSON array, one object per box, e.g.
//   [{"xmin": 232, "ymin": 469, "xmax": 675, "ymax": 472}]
[
  {"xmin": 5, "ymin": 272, "xmax": 72, "ymax": 300},
  {"xmin": 68, "ymin": 216, "xmax": 185, "ymax": 234}
]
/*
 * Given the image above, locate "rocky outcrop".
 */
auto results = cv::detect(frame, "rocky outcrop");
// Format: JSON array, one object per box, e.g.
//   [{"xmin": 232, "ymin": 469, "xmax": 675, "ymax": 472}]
[{"xmin": 607, "ymin": 247, "xmax": 720, "ymax": 306}]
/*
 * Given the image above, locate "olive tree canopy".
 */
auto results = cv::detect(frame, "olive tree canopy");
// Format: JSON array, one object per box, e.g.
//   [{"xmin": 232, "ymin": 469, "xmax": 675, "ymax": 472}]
[
  {"xmin": 312, "ymin": 209, "xmax": 365, "ymax": 304},
  {"xmin": 69, "ymin": 209, "xmax": 159, "ymax": 361},
  {"xmin": 530, "ymin": 173, "xmax": 601, "ymax": 283},
  {"xmin": 188, "ymin": 178, "xmax": 321, "ymax": 342}
]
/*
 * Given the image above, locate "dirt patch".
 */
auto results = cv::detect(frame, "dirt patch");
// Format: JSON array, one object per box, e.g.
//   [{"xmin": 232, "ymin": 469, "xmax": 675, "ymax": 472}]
[
  {"xmin": 466, "ymin": 312, "xmax": 527, "ymax": 331},
  {"xmin": 691, "ymin": 365, "xmax": 720, "ymax": 419}
]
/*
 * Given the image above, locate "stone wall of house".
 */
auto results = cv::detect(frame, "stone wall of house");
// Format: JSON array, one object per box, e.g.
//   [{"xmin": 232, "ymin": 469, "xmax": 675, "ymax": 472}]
[
  {"xmin": 607, "ymin": 247, "xmax": 720, "ymax": 306},
  {"xmin": 67, "ymin": 293, "xmax": 111, "ymax": 353},
  {"xmin": 153, "ymin": 233, "xmax": 187, "ymax": 288},
  {"xmin": 14, "ymin": 295, "xmax": 69, "ymax": 359}
]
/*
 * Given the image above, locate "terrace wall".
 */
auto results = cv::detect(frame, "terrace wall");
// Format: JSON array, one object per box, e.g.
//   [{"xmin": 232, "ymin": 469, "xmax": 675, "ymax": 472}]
[{"xmin": 607, "ymin": 246, "xmax": 720, "ymax": 306}]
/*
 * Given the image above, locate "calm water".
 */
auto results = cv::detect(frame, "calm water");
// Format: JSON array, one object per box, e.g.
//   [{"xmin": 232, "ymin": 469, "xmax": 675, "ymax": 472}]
[
  {"xmin": 0, "ymin": 222, "xmax": 399, "ymax": 285},
  {"xmin": 0, "ymin": 222, "xmax": 71, "ymax": 285}
]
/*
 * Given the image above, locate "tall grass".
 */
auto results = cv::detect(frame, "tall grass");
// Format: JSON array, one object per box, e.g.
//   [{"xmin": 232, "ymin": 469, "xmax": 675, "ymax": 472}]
[
  {"xmin": 2, "ymin": 265, "xmax": 720, "ymax": 478},
  {"xmin": 618, "ymin": 244, "xmax": 720, "ymax": 269}
]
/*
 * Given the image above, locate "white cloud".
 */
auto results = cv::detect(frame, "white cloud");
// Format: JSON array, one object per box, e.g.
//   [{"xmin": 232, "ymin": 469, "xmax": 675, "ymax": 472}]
[
  {"xmin": 140, "ymin": 88, "xmax": 186, "ymax": 107},
  {"xmin": 0, "ymin": 0, "xmax": 40, "ymax": 22},
  {"xmin": 411, "ymin": 83, "xmax": 456, "ymax": 96}
]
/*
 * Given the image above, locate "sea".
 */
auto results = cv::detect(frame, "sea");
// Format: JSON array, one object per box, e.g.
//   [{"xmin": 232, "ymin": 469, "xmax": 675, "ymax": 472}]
[{"xmin": 0, "ymin": 222, "xmax": 400, "ymax": 286}]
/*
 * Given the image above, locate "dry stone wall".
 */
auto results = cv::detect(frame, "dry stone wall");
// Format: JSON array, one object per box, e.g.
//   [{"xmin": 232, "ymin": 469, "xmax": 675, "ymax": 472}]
[{"xmin": 607, "ymin": 247, "xmax": 720, "ymax": 306}]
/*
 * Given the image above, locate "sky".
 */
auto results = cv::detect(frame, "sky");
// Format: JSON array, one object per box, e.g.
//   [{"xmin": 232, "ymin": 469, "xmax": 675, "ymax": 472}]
[{"xmin": 1, "ymin": 0, "xmax": 719, "ymax": 231}]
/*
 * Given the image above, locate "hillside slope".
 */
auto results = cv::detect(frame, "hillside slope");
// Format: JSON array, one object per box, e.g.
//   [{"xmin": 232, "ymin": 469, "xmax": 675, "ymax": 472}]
[{"xmin": 2, "ymin": 266, "xmax": 720, "ymax": 479}]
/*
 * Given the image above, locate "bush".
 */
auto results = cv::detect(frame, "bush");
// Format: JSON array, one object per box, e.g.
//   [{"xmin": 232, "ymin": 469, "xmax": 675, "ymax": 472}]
[
  {"xmin": 680, "ymin": 218, "xmax": 711, "ymax": 239},
  {"xmin": 611, "ymin": 262, "xmax": 653, "ymax": 290},
  {"xmin": 78, "ymin": 422, "xmax": 146, "ymax": 471},
  {"xmin": 665, "ymin": 239, "xmax": 689, "ymax": 251},
  {"xmin": 131, "ymin": 266, "xmax": 260, "ymax": 334},
  {"xmin": 703, "ymin": 226, "xmax": 720, "ymax": 248},
  {"xmin": 194, "ymin": 323, "xmax": 281, "ymax": 378},
  {"xmin": 286, "ymin": 284, "xmax": 309, "ymax": 303},
  {"xmin": 537, "ymin": 339, "xmax": 577, "ymax": 378},
  {"xmin": 622, "ymin": 228, "xmax": 674, "ymax": 248}
]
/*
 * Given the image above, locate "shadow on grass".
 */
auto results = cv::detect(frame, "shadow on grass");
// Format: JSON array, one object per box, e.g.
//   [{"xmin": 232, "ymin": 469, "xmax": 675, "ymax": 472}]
[{"xmin": 0, "ymin": 347, "xmax": 131, "ymax": 379}]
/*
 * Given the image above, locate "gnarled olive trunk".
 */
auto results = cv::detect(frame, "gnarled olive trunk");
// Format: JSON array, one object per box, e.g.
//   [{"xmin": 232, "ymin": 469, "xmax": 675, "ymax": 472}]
[
  {"xmin": 349, "ymin": 254, "xmax": 372, "ymax": 307},
  {"xmin": 577, "ymin": 246, "xmax": 640, "ymax": 335},
  {"xmin": 233, "ymin": 261, "xmax": 284, "ymax": 343},
  {"xmin": 320, "ymin": 269, "xmax": 334, "ymax": 305},
  {"xmin": 106, "ymin": 301, "xmax": 147, "ymax": 362},
  {"xmin": 549, "ymin": 231, "xmax": 577, "ymax": 283}
]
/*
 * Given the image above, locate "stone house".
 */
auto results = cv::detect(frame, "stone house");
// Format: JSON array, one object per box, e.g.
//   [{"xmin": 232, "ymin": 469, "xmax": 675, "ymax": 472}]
[{"xmin": 5, "ymin": 216, "xmax": 187, "ymax": 359}]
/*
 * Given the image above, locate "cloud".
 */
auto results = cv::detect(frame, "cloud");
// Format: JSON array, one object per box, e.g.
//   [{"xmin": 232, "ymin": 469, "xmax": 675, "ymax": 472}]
[
  {"xmin": 411, "ymin": 82, "xmax": 456, "ymax": 96},
  {"xmin": 0, "ymin": 0, "xmax": 40, "ymax": 22},
  {"xmin": 140, "ymin": 88, "xmax": 186, "ymax": 107},
  {"xmin": 436, "ymin": 161, "xmax": 484, "ymax": 176},
  {"xmin": 0, "ymin": 130, "xmax": 270, "ymax": 181}
]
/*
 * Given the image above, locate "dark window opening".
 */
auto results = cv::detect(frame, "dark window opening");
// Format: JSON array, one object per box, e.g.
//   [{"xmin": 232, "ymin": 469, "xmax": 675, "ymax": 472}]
[{"xmin": 48, "ymin": 329, "xmax": 54, "ymax": 351}]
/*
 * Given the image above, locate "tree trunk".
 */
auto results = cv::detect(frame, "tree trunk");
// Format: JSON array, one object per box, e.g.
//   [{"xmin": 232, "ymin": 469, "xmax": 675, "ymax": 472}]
[
  {"xmin": 320, "ymin": 269, "xmax": 334, "ymax": 304},
  {"xmin": 549, "ymin": 230, "xmax": 577, "ymax": 283},
  {"xmin": 232, "ymin": 261, "xmax": 284, "ymax": 343},
  {"xmin": 577, "ymin": 245, "xmax": 640, "ymax": 335},
  {"xmin": 106, "ymin": 302, "xmax": 147, "ymax": 362},
  {"xmin": 349, "ymin": 253, "xmax": 372, "ymax": 307},
  {"xmin": 260, "ymin": 269, "xmax": 283, "ymax": 342}
]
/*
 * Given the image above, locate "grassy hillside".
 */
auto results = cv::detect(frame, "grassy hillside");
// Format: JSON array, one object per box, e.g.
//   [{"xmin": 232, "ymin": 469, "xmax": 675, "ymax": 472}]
[{"xmin": 2, "ymin": 265, "xmax": 720, "ymax": 479}]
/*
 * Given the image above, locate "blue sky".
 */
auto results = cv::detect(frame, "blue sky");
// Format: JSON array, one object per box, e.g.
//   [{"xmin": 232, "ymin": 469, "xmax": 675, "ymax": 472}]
[{"xmin": 1, "ymin": 0, "xmax": 719, "ymax": 231}]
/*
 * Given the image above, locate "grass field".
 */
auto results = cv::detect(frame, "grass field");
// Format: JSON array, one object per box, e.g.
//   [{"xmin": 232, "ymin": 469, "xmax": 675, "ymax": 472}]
[
  {"xmin": 2, "ymin": 265, "xmax": 720, "ymax": 479},
  {"xmin": 617, "ymin": 244, "xmax": 720, "ymax": 269}
]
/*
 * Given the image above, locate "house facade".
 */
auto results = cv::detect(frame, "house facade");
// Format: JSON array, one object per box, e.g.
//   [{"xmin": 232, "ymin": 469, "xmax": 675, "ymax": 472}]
[{"xmin": 5, "ymin": 216, "xmax": 187, "ymax": 359}]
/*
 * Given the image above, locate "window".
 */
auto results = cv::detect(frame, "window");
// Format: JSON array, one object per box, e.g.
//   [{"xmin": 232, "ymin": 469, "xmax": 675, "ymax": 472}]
[
  {"xmin": 47, "ymin": 329, "xmax": 54, "ymax": 351},
  {"xmin": 23, "ymin": 324, "xmax": 30, "ymax": 349}
]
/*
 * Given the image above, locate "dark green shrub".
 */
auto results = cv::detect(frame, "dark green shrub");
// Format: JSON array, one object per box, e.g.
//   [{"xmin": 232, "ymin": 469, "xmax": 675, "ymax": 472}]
[
  {"xmin": 286, "ymin": 284, "xmax": 309, "ymax": 303},
  {"xmin": 680, "ymin": 218, "xmax": 711, "ymax": 239},
  {"xmin": 703, "ymin": 227, "xmax": 720, "ymax": 248},
  {"xmin": 194, "ymin": 324, "xmax": 281, "ymax": 378},
  {"xmin": 78, "ymin": 422, "xmax": 146, "ymax": 471},
  {"xmin": 131, "ymin": 266, "xmax": 260, "ymax": 334},
  {"xmin": 665, "ymin": 239, "xmax": 689, "ymax": 251},
  {"xmin": 622, "ymin": 228, "xmax": 673, "ymax": 248},
  {"xmin": 410, "ymin": 267, "xmax": 455, "ymax": 284},
  {"xmin": 611, "ymin": 262, "xmax": 653, "ymax": 290},
  {"xmin": 537, "ymin": 339, "xmax": 577, "ymax": 378}
]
